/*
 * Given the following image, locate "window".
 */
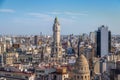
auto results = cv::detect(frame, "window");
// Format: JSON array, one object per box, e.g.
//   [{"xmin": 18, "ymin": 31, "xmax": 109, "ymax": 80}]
[
  {"xmin": 74, "ymin": 75, "xmax": 76, "ymax": 78},
  {"xmin": 81, "ymin": 67, "xmax": 83, "ymax": 70},
  {"xmin": 25, "ymin": 76, "xmax": 28, "ymax": 79},
  {"xmin": 56, "ymin": 48, "xmax": 57, "ymax": 52},
  {"xmin": 81, "ymin": 76, "xmax": 83, "ymax": 79},
  {"xmin": 77, "ymin": 76, "xmax": 79, "ymax": 79}
]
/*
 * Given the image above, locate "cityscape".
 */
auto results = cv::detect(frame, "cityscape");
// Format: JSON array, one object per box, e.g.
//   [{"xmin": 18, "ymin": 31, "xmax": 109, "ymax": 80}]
[{"xmin": 0, "ymin": 0, "xmax": 120, "ymax": 80}]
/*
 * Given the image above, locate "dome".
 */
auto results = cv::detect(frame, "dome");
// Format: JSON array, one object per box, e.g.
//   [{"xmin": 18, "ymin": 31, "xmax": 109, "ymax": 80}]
[
  {"xmin": 75, "ymin": 54, "xmax": 89, "ymax": 66},
  {"xmin": 74, "ymin": 54, "xmax": 90, "ymax": 74},
  {"xmin": 72, "ymin": 36, "xmax": 90, "ymax": 80}
]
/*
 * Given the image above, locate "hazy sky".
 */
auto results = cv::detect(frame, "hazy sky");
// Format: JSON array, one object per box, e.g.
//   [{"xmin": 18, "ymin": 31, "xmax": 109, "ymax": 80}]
[{"xmin": 0, "ymin": 0, "xmax": 120, "ymax": 35}]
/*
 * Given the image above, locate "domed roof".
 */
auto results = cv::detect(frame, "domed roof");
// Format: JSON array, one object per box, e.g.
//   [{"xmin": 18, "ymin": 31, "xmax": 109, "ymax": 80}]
[
  {"xmin": 75, "ymin": 54, "xmax": 89, "ymax": 67},
  {"xmin": 54, "ymin": 17, "xmax": 59, "ymax": 24},
  {"xmin": 73, "ymin": 54, "xmax": 90, "ymax": 74}
]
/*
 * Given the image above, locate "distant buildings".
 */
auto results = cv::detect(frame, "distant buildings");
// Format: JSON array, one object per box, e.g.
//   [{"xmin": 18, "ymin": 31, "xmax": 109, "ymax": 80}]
[
  {"xmin": 89, "ymin": 32, "xmax": 96, "ymax": 43},
  {"xmin": 96, "ymin": 25, "xmax": 111, "ymax": 57},
  {"xmin": 3, "ymin": 52, "xmax": 19, "ymax": 65},
  {"xmin": 0, "ymin": 17, "xmax": 120, "ymax": 80}
]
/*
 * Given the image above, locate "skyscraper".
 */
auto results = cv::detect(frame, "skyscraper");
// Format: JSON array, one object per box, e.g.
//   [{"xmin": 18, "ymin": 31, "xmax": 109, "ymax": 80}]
[
  {"xmin": 96, "ymin": 25, "xmax": 111, "ymax": 57},
  {"xmin": 51, "ymin": 17, "xmax": 62, "ymax": 58},
  {"xmin": 34, "ymin": 35, "xmax": 38, "ymax": 46}
]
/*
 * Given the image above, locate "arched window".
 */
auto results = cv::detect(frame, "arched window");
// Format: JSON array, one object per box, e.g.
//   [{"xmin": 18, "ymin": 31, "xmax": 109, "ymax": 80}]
[
  {"xmin": 81, "ymin": 67, "xmax": 83, "ymax": 70},
  {"xmin": 54, "ymin": 75, "xmax": 57, "ymax": 80},
  {"xmin": 81, "ymin": 76, "xmax": 83, "ymax": 79},
  {"xmin": 85, "ymin": 76, "xmax": 87, "ymax": 79}
]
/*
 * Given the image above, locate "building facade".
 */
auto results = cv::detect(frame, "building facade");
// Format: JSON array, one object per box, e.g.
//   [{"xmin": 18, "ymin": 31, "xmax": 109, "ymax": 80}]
[
  {"xmin": 51, "ymin": 17, "xmax": 62, "ymax": 58},
  {"xmin": 72, "ymin": 36, "xmax": 90, "ymax": 80},
  {"xmin": 96, "ymin": 25, "xmax": 111, "ymax": 57},
  {"xmin": 89, "ymin": 32, "xmax": 96, "ymax": 43},
  {"xmin": 73, "ymin": 54, "xmax": 90, "ymax": 80}
]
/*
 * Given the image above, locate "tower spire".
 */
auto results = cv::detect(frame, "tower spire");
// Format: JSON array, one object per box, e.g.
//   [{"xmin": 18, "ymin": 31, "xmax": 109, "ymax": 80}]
[
  {"xmin": 78, "ymin": 35, "xmax": 82, "ymax": 57},
  {"xmin": 54, "ymin": 16, "xmax": 59, "ymax": 24}
]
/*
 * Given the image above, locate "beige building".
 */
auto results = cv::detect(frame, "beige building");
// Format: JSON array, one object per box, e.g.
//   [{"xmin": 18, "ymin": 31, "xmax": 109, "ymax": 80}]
[
  {"xmin": 71, "ymin": 36, "xmax": 90, "ymax": 80},
  {"xmin": 93, "ymin": 58, "xmax": 100, "ymax": 74},
  {"xmin": 49, "ymin": 67, "xmax": 69, "ymax": 80},
  {"xmin": 73, "ymin": 54, "xmax": 90, "ymax": 80},
  {"xmin": 51, "ymin": 17, "xmax": 62, "ymax": 58},
  {"xmin": 0, "ymin": 42, "xmax": 6, "ymax": 54},
  {"xmin": 4, "ymin": 52, "xmax": 19, "ymax": 65}
]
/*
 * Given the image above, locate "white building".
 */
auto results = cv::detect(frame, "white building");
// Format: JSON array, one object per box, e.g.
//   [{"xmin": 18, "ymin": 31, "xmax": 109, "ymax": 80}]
[{"xmin": 89, "ymin": 32, "xmax": 95, "ymax": 43}]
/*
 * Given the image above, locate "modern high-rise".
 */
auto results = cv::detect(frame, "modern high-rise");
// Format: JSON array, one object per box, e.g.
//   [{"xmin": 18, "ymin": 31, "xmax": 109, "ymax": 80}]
[
  {"xmin": 34, "ymin": 35, "xmax": 38, "ymax": 46},
  {"xmin": 51, "ymin": 17, "xmax": 62, "ymax": 58},
  {"xmin": 96, "ymin": 25, "xmax": 111, "ymax": 57}
]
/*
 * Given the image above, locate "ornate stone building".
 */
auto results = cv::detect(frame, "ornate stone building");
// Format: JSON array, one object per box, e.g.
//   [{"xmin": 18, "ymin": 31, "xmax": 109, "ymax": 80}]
[
  {"xmin": 73, "ymin": 54, "xmax": 90, "ymax": 80},
  {"xmin": 73, "ymin": 36, "xmax": 90, "ymax": 80},
  {"xmin": 51, "ymin": 17, "xmax": 62, "ymax": 58}
]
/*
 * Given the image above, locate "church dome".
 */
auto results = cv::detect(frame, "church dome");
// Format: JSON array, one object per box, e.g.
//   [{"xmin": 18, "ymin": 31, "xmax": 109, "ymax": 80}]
[
  {"xmin": 72, "ymin": 36, "xmax": 90, "ymax": 80},
  {"xmin": 74, "ymin": 54, "xmax": 90, "ymax": 74},
  {"xmin": 73, "ymin": 54, "xmax": 90, "ymax": 80},
  {"xmin": 75, "ymin": 54, "xmax": 89, "ymax": 67}
]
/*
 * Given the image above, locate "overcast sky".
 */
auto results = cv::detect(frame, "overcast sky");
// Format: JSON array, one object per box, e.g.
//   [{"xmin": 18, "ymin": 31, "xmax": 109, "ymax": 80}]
[{"xmin": 0, "ymin": 0, "xmax": 120, "ymax": 35}]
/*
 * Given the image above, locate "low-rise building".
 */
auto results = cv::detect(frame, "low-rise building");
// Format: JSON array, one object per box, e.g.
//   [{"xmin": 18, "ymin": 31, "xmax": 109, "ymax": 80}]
[
  {"xmin": 4, "ymin": 52, "xmax": 19, "ymax": 65},
  {"xmin": 49, "ymin": 67, "xmax": 69, "ymax": 80},
  {"xmin": 0, "ymin": 71, "xmax": 35, "ymax": 80},
  {"xmin": 35, "ymin": 66, "xmax": 56, "ymax": 80}
]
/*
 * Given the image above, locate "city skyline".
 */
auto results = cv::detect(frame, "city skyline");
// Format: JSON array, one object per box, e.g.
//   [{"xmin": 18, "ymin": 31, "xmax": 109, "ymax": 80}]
[{"xmin": 0, "ymin": 0, "xmax": 120, "ymax": 35}]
